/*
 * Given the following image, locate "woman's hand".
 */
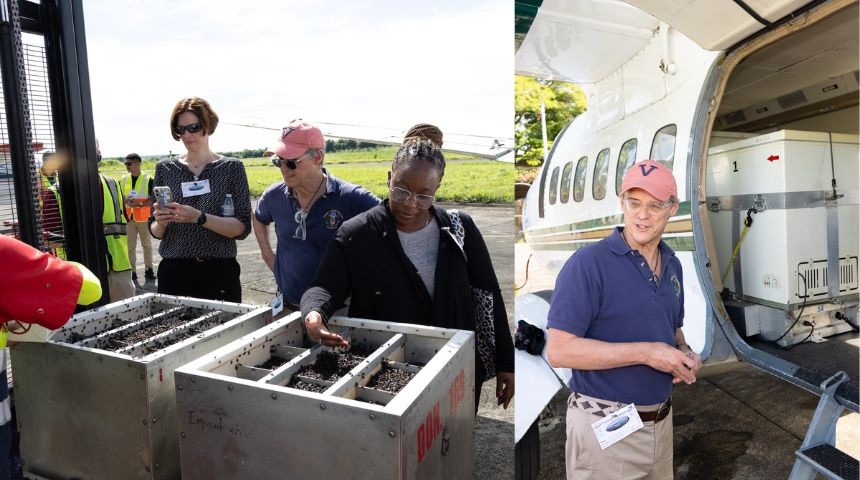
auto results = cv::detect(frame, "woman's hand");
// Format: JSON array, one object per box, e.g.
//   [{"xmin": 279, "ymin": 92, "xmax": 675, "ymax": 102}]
[
  {"xmin": 152, "ymin": 201, "xmax": 176, "ymax": 224},
  {"xmin": 304, "ymin": 311, "xmax": 349, "ymax": 348},
  {"xmin": 157, "ymin": 203, "xmax": 201, "ymax": 224},
  {"xmin": 496, "ymin": 370, "xmax": 514, "ymax": 409}
]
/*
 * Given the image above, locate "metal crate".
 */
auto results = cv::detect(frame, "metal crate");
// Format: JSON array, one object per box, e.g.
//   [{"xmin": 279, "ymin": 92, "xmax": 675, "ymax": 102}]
[
  {"xmin": 174, "ymin": 313, "xmax": 475, "ymax": 479},
  {"xmin": 11, "ymin": 293, "xmax": 272, "ymax": 480}
]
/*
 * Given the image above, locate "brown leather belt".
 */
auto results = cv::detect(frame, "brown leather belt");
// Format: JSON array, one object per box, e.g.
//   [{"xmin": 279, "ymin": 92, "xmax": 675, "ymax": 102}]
[
  {"xmin": 571, "ymin": 392, "xmax": 672, "ymax": 423},
  {"xmin": 638, "ymin": 399, "xmax": 672, "ymax": 423}
]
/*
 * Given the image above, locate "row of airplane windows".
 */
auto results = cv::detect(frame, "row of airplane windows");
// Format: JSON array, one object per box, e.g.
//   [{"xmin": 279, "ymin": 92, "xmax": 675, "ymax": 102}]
[{"xmin": 547, "ymin": 124, "xmax": 678, "ymax": 205}]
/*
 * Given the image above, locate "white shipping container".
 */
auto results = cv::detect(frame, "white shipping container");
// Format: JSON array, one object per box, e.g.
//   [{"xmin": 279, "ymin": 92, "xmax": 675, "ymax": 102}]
[{"xmin": 706, "ymin": 130, "xmax": 859, "ymax": 307}]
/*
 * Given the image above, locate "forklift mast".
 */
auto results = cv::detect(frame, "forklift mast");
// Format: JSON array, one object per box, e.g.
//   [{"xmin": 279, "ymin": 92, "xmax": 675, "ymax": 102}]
[{"xmin": 0, "ymin": 0, "xmax": 109, "ymax": 304}]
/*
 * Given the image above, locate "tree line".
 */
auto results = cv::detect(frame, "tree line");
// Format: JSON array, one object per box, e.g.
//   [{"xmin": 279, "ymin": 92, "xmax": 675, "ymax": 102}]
[{"xmin": 220, "ymin": 139, "xmax": 380, "ymax": 159}]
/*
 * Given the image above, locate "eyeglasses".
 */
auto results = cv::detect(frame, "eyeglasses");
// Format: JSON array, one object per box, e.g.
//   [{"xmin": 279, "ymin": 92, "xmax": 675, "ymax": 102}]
[
  {"xmin": 124, "ymin": 162, "xmax": 134, "ymax": 167},
  {"xmin": 293, "ymin": 209, "xmax": 307, "ymax": 240},
  {"xmin": 173, "ymin": 122, "xmax": 203, "ymax": 136},
  {"xmin": 622, "ymin": 197, "xmax": 673, "ymax": 216},
  {"xmin": 390, "ymin": 186, "xmax": 435, "ymax": 209},
  {"xmin": 271, "ymin": 153, "xmax": 308, "ymax": 170}
]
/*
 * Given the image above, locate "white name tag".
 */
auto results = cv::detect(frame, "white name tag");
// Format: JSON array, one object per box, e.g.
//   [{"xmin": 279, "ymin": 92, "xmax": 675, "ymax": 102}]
[
  {"xmin": 271, "ymin": 292, "xmax": 284, "ymax": 316},
  {"xmin": 591, "ymin": 403, "xmax": 644, "ymax": 449},
  {"xmin": 181, "ymin": 179, "xmax": 211, "ymax": 197}
]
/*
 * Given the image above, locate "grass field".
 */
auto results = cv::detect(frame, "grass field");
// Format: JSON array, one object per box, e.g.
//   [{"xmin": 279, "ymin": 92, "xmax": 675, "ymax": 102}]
[{"xmin": 100, "ymin": 149, "xmax": 513, "ymax": 203}]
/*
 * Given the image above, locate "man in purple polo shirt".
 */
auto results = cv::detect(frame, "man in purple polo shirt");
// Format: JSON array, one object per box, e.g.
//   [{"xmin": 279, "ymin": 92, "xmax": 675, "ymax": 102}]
[
  {"xmin": 253, "ymin": 120, "xmax": 379, "ymax": 309},
  {"xmin": 547, "ymin": 159, "xmax": 702, "ymax": 479}
]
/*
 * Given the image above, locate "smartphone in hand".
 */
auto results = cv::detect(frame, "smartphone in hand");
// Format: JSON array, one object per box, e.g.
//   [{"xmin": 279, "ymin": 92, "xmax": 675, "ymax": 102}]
[{"xmin": 153, "ymin": 186, "xmax": 173, "ymax": 210}]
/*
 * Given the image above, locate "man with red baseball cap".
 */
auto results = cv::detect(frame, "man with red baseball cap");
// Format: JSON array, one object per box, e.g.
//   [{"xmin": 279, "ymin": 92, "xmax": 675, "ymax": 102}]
[
  {"xmin": 546, "ymin": 159, "xmax": 702, "ymax": 479},
  {"xmin": 253, "ymin": 120, "xmax": 379, "ymax": 310}
]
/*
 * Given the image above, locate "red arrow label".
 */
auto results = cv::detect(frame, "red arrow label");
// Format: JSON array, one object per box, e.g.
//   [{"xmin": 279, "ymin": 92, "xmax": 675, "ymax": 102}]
[{"xmin": 767, "ymin": 155, "xmax": 779, "ymax": 162}]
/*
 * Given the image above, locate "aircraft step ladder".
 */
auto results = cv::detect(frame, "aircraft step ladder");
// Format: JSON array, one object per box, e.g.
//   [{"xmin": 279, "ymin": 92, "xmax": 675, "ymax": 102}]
[{"xmin": 789, "ymin": 371, "xmax": 859, "ymax": 480}]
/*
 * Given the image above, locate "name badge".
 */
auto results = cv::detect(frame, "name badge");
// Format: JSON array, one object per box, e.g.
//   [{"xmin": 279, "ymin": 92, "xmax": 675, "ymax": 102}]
[
  {"xmin": 591, "ymin": 403, "xmax": 644, "ymax": 449},
  {"xmin": 181, "ymin": 179, "xmax": 211, "ymax": 197},
  {"xmin": 271, "ymin": 292, "xmax": 284, "ymax": 317}
]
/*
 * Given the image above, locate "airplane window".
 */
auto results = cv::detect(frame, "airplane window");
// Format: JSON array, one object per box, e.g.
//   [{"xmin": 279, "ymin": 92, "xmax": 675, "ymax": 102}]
[
  {"xmin": 592, "ymin": 149, "xmax": 609, "ymax": 200},
  {"xmin": 560, "ymin": 161, "xmax": 573, "ymax": 203},
  {"xmin": 548, "ymin": 166, "xmax": 560, "ymax": 205},
  {"xmin": 614, "ymin": 139, "xmax": 638, "ymax": 196},
  {"xmin": 649, "ymin": 124, "xmax": 677, "ymax": 170},
  {"xmin": 573, "ymin": 156, "xmax": 588, "ymax": 202}
]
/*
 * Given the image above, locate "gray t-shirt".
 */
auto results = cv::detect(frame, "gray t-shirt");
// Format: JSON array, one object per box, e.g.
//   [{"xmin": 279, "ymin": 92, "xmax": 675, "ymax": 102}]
[{"xmin": 397, "ymin": 218, "xmax": 439, "ymax": 297}]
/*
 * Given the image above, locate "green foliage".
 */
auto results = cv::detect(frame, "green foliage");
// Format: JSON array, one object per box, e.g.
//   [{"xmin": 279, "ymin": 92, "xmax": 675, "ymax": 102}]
[
  {"xmin": 514, "ymin": 75, "xmax": 586, "ymax": 166},
  {"xmin": 324, "ymin": 138, "xmax": 379, "ymax": 152},
  {"xmin": 219, "ymin": 148, "xmax": 266, "ymax": 159}
]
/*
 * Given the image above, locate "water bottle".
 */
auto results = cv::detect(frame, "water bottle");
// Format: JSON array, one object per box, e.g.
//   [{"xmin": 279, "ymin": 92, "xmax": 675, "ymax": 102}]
[{"xmin": 221, "ymin": 194, "xmax": 234, "ymax": 217}]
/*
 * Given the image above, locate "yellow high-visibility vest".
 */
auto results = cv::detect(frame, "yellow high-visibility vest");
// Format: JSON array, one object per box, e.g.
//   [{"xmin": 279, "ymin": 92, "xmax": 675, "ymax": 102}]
[{"xmin": 101, "ymin": 175, "xmax": 131, "ymax": 272}]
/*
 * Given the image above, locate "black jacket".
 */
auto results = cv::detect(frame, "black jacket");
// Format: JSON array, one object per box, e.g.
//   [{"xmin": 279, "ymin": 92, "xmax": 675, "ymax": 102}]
[{"xmin": 301, "ymin": 202, "xmax": 514, "ymax": 374}]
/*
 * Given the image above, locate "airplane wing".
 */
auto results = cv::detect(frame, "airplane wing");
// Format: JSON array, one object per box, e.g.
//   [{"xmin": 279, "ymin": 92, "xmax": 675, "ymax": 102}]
[
  {"xmin": 516, "ymin": 0, "xmax": 817, "ymax": 84},
  {"xmin": 223, "ymin": 119, "xmax": 514, "ymax": 162}
]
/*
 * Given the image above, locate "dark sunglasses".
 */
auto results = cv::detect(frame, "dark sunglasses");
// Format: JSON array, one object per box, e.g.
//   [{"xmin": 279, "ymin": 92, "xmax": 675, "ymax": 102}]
[
  {"xmin": 271, "ymin": 153, "xmax": 308, "ymax": 170},
  {"xmin": 124, "ymin": 162, "xmax": 134, "ymax": 166},
  {"xmin": 173, "ymin": 122, "xmax": 203, "ymax": 135}
]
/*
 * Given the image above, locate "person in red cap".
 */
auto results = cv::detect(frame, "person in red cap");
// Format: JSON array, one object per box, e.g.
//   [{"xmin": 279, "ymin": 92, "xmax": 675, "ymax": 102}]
[
  {"xmin": 545, "ymin": 159, "xmax": 702, "ymax": 479},
  {"xmin": 0, "ymin": 235, "xmax": 101, "ymax": 476},
  {"xmin": 149, "ymin": 97, "xmax": 252, "ymax": 302},
  {"xmin": 252, "ymin": 119, "xmax": 379, "ymax": 310}
]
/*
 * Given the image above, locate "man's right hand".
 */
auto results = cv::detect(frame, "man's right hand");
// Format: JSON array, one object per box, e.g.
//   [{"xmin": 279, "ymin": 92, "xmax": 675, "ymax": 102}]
[
  {"xmin": 647, "ymin": 342, "xmax": 699, "ymax": 384},
  {"xmin": 304, "ymin": 311, "xmax": 349, "ymax": 348},
  {"xmin": 261, "ymin": 249, "xmax": 275, "ymax": 272}
]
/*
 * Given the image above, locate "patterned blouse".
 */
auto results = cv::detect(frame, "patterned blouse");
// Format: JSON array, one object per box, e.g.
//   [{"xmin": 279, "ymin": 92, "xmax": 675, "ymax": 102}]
[{"xmin": 150, "ymin": 156, "xmax": 251, "ymax": 259}]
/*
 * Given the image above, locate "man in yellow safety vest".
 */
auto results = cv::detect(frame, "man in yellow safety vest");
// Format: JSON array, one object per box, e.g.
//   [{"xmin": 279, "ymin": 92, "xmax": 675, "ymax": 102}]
[
  {"xmin": 101, "ymin": 172, "xmax": 135, "ymax": 302},
  {"xmin": 120, "ymin": 153, "xmax": 155, "ymax": 283}
]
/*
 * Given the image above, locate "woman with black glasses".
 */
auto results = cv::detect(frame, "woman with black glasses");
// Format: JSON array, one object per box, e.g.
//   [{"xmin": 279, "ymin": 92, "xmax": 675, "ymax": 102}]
[
  {"xmin": 149, "ymin": 97, "xmax": 251, "ymax": 302},
  {"xmin": 301, "ymin": 129, "xmax": 515, "ymax": 411},
  {"xmin": 252, "ymin": 119, "xmax": 379, "ymax": 310}
]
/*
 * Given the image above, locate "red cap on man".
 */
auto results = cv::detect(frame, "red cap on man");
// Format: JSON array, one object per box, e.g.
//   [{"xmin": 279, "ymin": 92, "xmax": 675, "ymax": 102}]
[
  {"xmin": 620, "ymin": 160, "xmax": 678, "ymax": 202},
  {"xmin": 267, "ymin": 119, "xmax": 325, "ymax": 159}
]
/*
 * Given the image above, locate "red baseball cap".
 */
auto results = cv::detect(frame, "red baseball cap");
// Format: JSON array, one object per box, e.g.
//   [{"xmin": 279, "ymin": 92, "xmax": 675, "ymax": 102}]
[
  {"xmin": 620, "ymin": 160, "xmax": 678, "ymax": 202},
  {"xmin": 267, "ymin": 119, "xmax": 325, "ymax": 159}
]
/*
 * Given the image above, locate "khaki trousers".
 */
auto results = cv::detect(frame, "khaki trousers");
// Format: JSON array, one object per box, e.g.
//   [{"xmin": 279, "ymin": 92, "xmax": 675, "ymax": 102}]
[
  {"xmin": 126, "ymin": 220, "xmax": 153, "ymax": 271},
  {"xmin": 565, "ymin": 393, "xmax": 674, "ymax": 480},
  {"xmin": 108, "ymin": 270, "xmax": 135, "ymax": 303}
]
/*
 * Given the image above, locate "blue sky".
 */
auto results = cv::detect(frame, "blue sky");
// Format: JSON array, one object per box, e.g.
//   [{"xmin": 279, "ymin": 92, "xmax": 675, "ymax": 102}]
[{"xmin": 81, "ymin": 1, "xmax": 512, "ymax": 157}]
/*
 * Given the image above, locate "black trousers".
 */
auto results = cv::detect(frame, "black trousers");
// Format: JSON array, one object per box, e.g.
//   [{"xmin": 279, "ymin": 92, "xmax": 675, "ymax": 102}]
[{"xmin": 157, "ymin": 257, "xmax": 242, "ymax": 303}]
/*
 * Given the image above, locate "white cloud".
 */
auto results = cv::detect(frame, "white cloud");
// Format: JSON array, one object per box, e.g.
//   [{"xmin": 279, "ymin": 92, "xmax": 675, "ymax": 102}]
[{"xmin": 83, "ymin": 0, "xmax": 512, "ymax": 157}]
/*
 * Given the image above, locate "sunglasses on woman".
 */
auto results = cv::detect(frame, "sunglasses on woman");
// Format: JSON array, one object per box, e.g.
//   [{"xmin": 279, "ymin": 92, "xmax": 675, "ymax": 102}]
[
  {"xmin": 173, "ymin": 122, "xmax": 203, "ymax": 135},
  {"xmin": 271, "ymin": 152, "xmax": 309, "ymax": 170}
]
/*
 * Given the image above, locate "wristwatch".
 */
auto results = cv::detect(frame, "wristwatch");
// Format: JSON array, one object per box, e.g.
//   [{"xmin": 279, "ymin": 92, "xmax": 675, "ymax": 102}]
[{"xmin": 196, "ymin": 210, "xmax": 207, "ymax": 226}]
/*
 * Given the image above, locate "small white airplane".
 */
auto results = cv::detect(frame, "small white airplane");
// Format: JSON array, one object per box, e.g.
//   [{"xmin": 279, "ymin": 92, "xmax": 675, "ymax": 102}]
[
  {"xmin": 222, "ymin": 119, "xmax": 515, "ymax": 162},
  {"xmin": 514, "ymin": 0, "xmax": 858, "ymax": 472}
]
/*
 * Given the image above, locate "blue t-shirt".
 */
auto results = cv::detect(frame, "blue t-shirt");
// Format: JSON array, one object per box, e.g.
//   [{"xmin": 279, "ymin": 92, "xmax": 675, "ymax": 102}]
[
  {"xmin": 547, "ymin": 227, "xmax": 684, "ymax": 405},
  {"xmin": 255, "ymin": 170, "xmax": 380, "ymax": 305}
]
